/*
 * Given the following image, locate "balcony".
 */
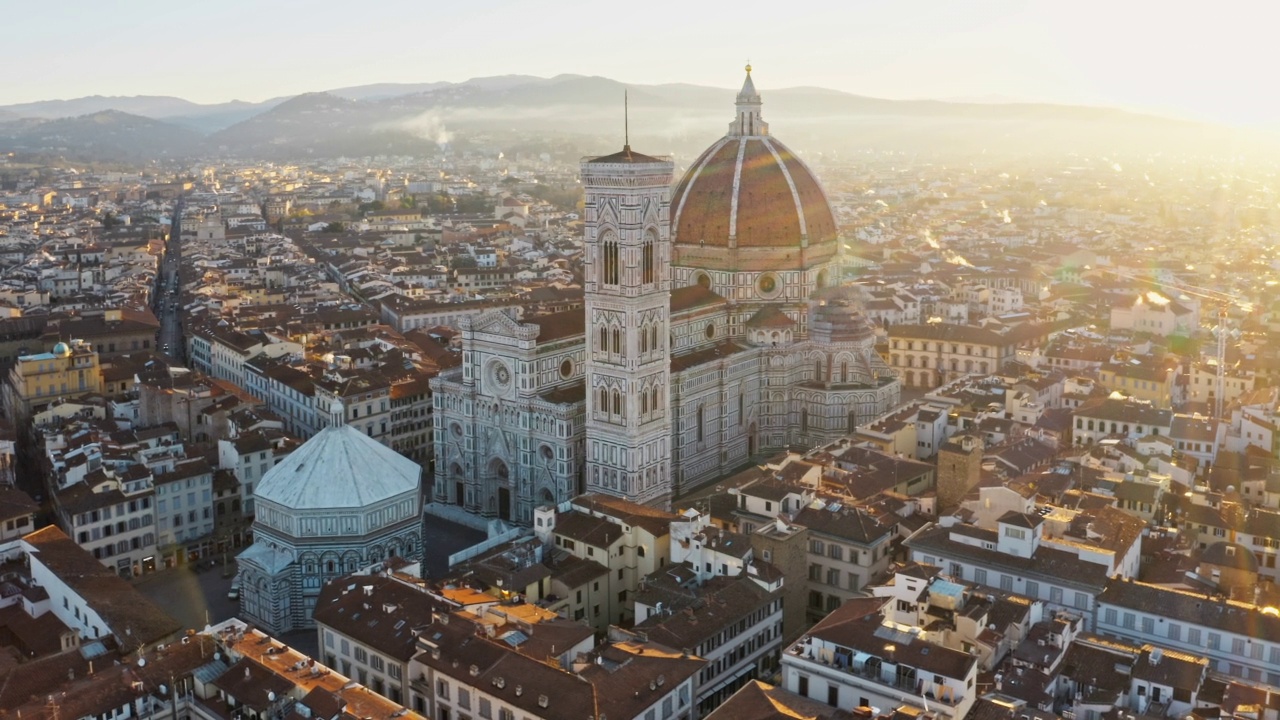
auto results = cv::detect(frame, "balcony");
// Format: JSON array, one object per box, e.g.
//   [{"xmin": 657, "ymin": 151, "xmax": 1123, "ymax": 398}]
[{"xmin": 786, "ymin": 641, "xmax": 962, "ymax": 708}]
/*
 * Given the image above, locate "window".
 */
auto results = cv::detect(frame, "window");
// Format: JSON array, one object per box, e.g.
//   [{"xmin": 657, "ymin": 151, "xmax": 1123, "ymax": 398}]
[
  {"xmin": 1103, "ymin": 608, "xmax": 1117, "ymax": 625},
  {"xmin": 602, "ymin": 238, "xmax": 619, "ymax": 285},
  {"xmin": 999, "ymin": 574, "xmax": 1013, "ymax": 591},
  {"xmin": 1025, "ymin": 580, "xmax": 1039, "ymax": 598},
  {"xmin": 974, "ymin": 568, "xmax": 988, "ymax": 585},
  {"xmin": 1187, "ymin": 628, "xmax": 1201, "ymax": 646},
  {"xmin": 1168, "ymin": 623, "xmax": 1181, "ymax": 641},
  {"xmin": 1208, "ymin": 633, "xmax": 1221, "ymax": 651},
  {"xmin": 828, "ymin": 544, "xmax": 843, "ymax": 561},
  {"xmin": 1141, "ymin": 617, "xmax": 1155, "ymax": 634}
]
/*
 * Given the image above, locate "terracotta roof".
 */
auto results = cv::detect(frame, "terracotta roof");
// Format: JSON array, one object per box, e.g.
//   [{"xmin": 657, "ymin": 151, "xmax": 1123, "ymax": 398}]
[
  {"xmin": 806, "ymin": 596, "xmax": 976, "ymax": 680},
  {"xmin": 22, "ymin": 526, "xmax": 180, "ymax": 647},
  {"xmin": 585, "ymin": 146, "xmax": 667, "ymax": 165},
  {"xmin": 670, "ymin": 284, "xmax": 727, "ymax": 312},
  {"xmin": 313, "ymin": 576, "xmax": 445, "ymax": 661},
  {"xmin": 704, "ymin": 679, "xmax": 857, "ymax": 720},
  {"xmin": 744, "ymin": 306, "xmax": 794, "ymax": 329},
  {"xmin": 530, "ymin": 308, "xmax": 585, "ymax": 343}
]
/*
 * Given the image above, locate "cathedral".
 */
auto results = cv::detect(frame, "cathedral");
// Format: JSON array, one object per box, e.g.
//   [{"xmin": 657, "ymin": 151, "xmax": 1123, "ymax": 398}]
[{"xmin": 430, "ymin": 67, "xmax": 900, "ymax": 524}]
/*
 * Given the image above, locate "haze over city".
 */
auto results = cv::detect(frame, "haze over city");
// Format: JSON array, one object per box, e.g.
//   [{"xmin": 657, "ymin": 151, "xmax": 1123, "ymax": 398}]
[
  {"xmin": 8, "ymin": 0, "xmax": 1280, "ymax": 126},
  {"xmin": 2, "ymin": 5, "xmax": 1280, "ymax": 720}
]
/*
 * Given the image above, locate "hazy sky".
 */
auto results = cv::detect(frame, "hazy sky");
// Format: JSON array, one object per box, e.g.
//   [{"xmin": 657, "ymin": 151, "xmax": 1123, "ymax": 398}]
[{"xmin": 7, "ymin": 0, "xmax": 1278, "ymax": 125}]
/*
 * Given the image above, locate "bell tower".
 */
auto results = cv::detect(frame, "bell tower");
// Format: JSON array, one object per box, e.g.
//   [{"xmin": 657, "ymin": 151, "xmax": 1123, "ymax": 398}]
[{"xmin": 581, "ymin": 142, "xmax": 674, "ymax": 506}]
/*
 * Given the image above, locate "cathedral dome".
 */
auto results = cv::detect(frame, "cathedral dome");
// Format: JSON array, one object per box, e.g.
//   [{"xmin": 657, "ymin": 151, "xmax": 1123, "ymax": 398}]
[{"xmin": 671, "ymin": 66, "xmax": 838, "ymax": 272}]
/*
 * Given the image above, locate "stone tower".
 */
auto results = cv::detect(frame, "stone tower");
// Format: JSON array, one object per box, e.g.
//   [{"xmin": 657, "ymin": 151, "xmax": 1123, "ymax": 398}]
[
  {"xmin": 936, "ymin": 432, "xmax": 984, "ymax": 511},
  {"xmin": 581, "ymin": 144, "xmax": 675, "ymax": 506}
]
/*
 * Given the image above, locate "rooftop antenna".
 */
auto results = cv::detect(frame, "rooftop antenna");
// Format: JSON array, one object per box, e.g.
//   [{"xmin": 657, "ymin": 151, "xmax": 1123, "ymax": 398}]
[{"xmin": 624, "ymin": 90, "xmax": 630, "ymax": 152}]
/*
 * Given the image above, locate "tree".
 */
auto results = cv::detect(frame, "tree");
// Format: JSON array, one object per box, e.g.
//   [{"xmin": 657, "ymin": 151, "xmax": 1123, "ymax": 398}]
[
  {"xmin": 424, "ymin": 194, "xmax": 454, "ymax": 213},
  {"xmin": 454, "ymin": 195, "xmax": 492, "ymax": 214},
  {"xmin": 322, "ymin": 222, "xmax": 346, "ymax": 233},
  {"xmin": 451, "ymin": 255, "xmax": 478, "ymax": 270}
]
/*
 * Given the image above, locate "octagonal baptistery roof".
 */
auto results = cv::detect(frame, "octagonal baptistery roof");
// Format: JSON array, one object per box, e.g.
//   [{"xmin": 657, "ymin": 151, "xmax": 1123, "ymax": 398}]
[
  {"xmin": 254, "ymin": 425, "xmax": 420, "ymax": 511},
  {"xmin": 671, "ymin": 66, "xmax": 839, "ymax": 273}
]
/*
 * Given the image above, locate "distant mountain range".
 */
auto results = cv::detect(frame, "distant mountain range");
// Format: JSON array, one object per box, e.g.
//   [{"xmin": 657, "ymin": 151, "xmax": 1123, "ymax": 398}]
[{"xmin": 1, "ymin": 74, "xmax": 1273, "ymax": 161}]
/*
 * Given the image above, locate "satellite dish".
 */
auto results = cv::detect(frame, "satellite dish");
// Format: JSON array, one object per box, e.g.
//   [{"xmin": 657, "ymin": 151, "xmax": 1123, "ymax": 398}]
[
  {"xmin": 268, "ymin": 692, "xmax": 276, "ymax": 702},
  {"xmin": 138, "ymin": 658, "xmax": 146, "ymax": 667}
]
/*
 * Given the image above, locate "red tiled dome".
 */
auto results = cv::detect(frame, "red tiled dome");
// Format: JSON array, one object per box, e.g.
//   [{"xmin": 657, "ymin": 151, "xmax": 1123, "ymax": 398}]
[
  {"xmin": 672, "ymin": 136, "xmax": 836, "ymax": 251},
  {"xmin": 670, "ymin": 67, "xmax": 839, "ymax": 274}
]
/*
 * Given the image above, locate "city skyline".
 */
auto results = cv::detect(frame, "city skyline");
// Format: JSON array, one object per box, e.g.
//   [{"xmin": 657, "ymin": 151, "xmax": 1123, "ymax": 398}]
[{"xmin": 7, "ymin": 0, "xmax": 1280, "ymax": 126}]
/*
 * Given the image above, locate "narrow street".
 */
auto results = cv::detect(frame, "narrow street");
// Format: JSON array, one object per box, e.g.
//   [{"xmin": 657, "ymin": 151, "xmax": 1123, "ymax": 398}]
[{"xmin": 156, "ymin": 198, "xmax": 185, "ymax": 362}]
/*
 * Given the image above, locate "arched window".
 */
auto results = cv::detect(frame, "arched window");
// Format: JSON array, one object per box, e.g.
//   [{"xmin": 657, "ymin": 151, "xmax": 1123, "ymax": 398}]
[
  {"xmin": 801, "ymin": 408, "xmax": 809, "ymax": 433},
  {"xmin": 841, "ymin": 361, "xmax": 849, "ymax": 383},
  {"xmin": 696, "ymin": 405, "xmax": 705, "ymax": 442},
  {"xmin": 612, "ymin": 389, "xmax": 621, "ymax": 415},
  {"xmin": 602, "ymin": 240, "xmax": 619, "ymax": 286},
  {"xmin": 599, "ymin": 387, "xmax": 608, "ymax": 413},
  {"xmin": 641, "ymin": 391, "xmax": 648, "ymax": 415},
  {"xmin": 652, "ymin": 387, "xmax": 660, "ymax": 413},
  {"xmin": 599, "ymin": 326, "xmax": 607, "ymax": 354},
  {"xmin": 640, "ymin": 323, "xmax": 648, "ymax": 353},
  {"xmin": 650, "ymin": 325, "xmax": 658, "ymax": 351},
  {"xmin": 642, "ymin": 240, "xmax": 654, "ymax": 284},
  {"xmin": 848, "ymin": 410, "xmax": 857, "ymax": 433},
  {"xmin": 612, "ymin": 327, "xmax": 621, "ymax": 356},
  {"xmin": 815, "ymin": 358, "xmax": 825, "ymax": 381}
]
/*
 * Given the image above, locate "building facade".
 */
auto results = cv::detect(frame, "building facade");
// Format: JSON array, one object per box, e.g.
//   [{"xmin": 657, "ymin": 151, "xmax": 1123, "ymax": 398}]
[{"xmin": 430, "ymin": 68, "xmax": 899, "ymax": 521}]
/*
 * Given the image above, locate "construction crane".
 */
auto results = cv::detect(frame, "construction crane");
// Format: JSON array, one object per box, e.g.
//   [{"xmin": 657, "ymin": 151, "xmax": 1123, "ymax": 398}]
[{"xmin": 1104, "ymin": 270, "xmax": 1253, "ymax": 419}]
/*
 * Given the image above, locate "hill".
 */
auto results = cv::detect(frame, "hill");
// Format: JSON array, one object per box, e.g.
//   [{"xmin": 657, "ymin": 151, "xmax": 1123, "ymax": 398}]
[
  {"xmin": 0, "ymin": 110, "xmax": 203, "ymax": 160},
  {"xmin": 6, "ymin": 75, "xmax": 1276, "ymax": 161}
]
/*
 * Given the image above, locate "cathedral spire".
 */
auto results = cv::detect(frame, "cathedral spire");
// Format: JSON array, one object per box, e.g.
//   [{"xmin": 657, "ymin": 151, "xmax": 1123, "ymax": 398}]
[{"xmin": 729, "ymin": 63, "xmax": 768, "ymax": 137}]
